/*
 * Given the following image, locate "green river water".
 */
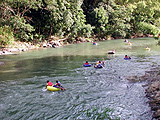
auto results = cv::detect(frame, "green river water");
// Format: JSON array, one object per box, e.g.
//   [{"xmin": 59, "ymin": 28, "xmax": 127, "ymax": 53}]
[{"xmin": 0, "ymin": 37, "xmax": 160, "ymax": 120}]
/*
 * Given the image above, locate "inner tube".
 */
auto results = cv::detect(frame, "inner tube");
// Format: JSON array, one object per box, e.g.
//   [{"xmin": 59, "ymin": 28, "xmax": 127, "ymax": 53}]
[
  {"xmin": 94, "ymin": 64, "xmax": 103, "ymax": 68},
  {"xmin": 124, "ymin": 40, "xmax": 128, "ymax": 42},
  {"xmin": 145, "ymin": 48, "xmax": 150, "ymax": 50},
  {"xmin": 107, "ymin": 50, "xmax": 115, "ymax": 54},
  {"xmin": 47, "ymin": 86, "xmax": 61, "ymax": 91},
  {"xmin": 108, "ymin": 52, "xmax": 115, "ymax": 54},
  {"xmin": 83, "ymin": 64, "xmax": 92, "ymax": 67},
  {"xmin": 124, "ymin": 58, "xmax": 131, "ymax": 60},
  {"xmin": 93, "ymin": 42, "xmax": 97, "ymax": 45}
]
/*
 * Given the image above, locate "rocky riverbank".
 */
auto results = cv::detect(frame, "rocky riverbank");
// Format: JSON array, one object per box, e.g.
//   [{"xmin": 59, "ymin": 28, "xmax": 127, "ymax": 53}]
[
  {"xmin": 0, "ymin": 35, "xmax": 153, "ymax": 56},
  {"xmin": 0, "ymin": 41, "xmax": 41, "ymax": 55},
  {"xmin": 0, "ymin": 36, "xmax": 93, "ymax": 56},
  {"xmin": 126, "ymin": 65, "xmax": 160, "ymax": 119}
]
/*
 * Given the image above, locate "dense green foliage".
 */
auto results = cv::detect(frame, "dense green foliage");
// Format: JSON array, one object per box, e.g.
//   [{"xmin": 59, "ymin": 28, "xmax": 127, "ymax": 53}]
[
  {"xmin": 0, "ymin": 26, "xmax": 14, "ymax": 46},
  {"xmin": 0, "ymin": 0, "xmax": 160, "ymax": 45}
]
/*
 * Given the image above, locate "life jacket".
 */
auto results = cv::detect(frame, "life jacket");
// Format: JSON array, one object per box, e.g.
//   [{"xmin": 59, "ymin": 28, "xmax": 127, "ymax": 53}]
[
  {"xmin": 85, "ymin": 63, "xmax": 89, "ymax": 65},
  {"xmin": 125, "ymin": 56, "xmax": 128, "ymax": 58},
  {"xmin": 47, "ymin": 81, "xmax": 53, "ymax": 86},
  {"xmin": 56, "ymin": 83, "xmax": 60, "ymax": 86}
]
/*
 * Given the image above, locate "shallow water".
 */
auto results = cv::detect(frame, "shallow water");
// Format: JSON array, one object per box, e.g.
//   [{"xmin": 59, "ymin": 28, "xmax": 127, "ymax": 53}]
[{"xmin": 0, "ymin": 38, "xmax": 160, "ymax": 120}]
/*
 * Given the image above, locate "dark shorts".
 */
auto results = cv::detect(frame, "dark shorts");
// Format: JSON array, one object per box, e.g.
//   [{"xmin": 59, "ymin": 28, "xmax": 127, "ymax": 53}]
[{"xmin": 53, "ymin": 85, "xmax": 57, "ymax": 88}]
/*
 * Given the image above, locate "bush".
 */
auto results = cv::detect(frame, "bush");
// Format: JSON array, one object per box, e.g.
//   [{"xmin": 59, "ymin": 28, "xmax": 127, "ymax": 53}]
[
  {"xmin": 10, "ymin": 16, "xmax": 35, "ymax": 42},
  {"xmin": 0, "ymin": 26, "xmax": 14, "ymax": 46},
  {"xmin": 125, "ymin": 33, "xmax": 132, "ymax": 39},
  {"xmin": 139, "ymin": 22, "xmax": 160, "ymax": 36}
]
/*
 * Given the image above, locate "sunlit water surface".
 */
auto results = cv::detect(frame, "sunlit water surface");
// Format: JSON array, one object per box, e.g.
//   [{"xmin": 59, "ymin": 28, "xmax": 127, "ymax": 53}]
[{"xmin": 1, "ymin": 38, "xmax": 160, "ymax": 120}]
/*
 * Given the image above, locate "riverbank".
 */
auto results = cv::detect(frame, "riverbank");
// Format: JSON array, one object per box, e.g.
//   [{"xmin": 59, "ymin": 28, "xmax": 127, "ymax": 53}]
[
  {"xmin": 0, "ymin": 36, "xmax": 93, "ymax": 56},
  {"xmin": 0, "ymin": 34, "xmax": 155, "ymax": 56},
  {"xmin": 0, "ymin": 41, "xmax": 41, "ymax": 55},
  {"xmin": 126, "ymin": 65, "xmax": 160, "ymax": 119}
]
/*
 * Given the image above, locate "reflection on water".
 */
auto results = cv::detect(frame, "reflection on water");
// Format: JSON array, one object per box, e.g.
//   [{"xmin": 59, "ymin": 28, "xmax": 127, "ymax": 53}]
[{"xmin": 0, "ymin": 38, "xmax": 159, "ymax": 120}]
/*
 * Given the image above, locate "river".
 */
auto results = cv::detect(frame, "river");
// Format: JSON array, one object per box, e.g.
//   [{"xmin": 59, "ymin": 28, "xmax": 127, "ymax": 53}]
[{"xmin": 0, "ymin": 38, "xmax": 160, "ymax": 120}]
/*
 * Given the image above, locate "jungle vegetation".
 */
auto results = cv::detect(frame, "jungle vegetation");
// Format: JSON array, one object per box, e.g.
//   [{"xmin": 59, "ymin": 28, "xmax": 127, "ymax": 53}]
[{"xmin": 0, "ymin": 0, "xmax": 160, "ymax": 46}]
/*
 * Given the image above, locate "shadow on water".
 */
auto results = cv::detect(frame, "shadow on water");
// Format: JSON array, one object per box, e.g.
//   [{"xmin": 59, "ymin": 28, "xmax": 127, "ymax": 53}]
[{"xmin": 0, "ymin": 38, "xmax": 160, "ymax": 120}]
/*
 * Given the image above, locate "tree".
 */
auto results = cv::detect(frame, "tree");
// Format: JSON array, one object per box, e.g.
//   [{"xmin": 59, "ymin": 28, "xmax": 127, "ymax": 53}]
[
  {"xmin": 89, "ymin": 6, "xmax": 109, "ymax": 38},
  {"xmin": 0, "ymin": 0, "xmax": 40, "ymax": 41},
  {"xmin": 0, "ymin": 26, "xmax": 14, "ymax": 46}
]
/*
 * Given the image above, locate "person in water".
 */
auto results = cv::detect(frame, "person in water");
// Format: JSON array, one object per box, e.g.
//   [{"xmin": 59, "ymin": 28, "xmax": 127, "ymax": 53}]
[
  {"xmin": 124, "ymin": 39, "xmax": 128, "ymax": 42},
  {"xmin": 46, "ymin": 80, "xmax": 53, "ymax": 88},
  {"xmin": 47, "ymin": 80, "xmax": 53, "ymax": 86},
  {"xmin": 54, "ymin": 80, "xmax": 65, "ymax": 91},
  {"xmin": 125, "ymin": 55, "xmax": 129, "ymax": 58},
  {"xmin": 124, "ymin": 55, "xmax": 131, "ymax": 59},
  {"xmin": 93, "ymin": 42, "xmax": 96, "ymax": 45},
  {"xmin": 94, "ymin": 61, "xmax": 103, "ymax": 68},
  {"xmin": 85, "ymin": 61, "xmax": 89, "ymax": 65}
]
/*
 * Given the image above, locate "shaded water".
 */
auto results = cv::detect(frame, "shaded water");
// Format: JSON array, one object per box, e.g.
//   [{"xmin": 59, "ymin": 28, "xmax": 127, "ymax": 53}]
[{"xmin": 0, "ymin": 38, "xmax": 160, "ymax": 120}]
